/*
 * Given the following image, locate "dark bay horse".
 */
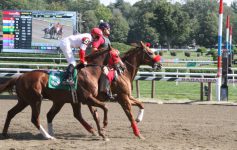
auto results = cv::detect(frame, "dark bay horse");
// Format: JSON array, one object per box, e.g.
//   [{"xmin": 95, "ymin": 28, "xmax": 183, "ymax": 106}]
[
  {"xmin": 0, "ymin": 47, "xmax": 115, "ymax": 140},
  {"xmin": 43, "ymin": 27, "xmax": 54, "ymax": 39}
]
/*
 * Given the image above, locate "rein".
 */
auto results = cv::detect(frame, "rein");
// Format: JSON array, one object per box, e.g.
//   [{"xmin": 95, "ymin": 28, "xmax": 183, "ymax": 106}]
[
  {"xmin": 76, "ymin": 63, "xmax": 104, "ymax": 71},
  {"xmin": 142, "ymin": 47, "xmax": 154, "ymax": 61},
  {"xmin": 124, "ymin": 60, "xmax": 137, "ymax": 69},
  {"xmin": 124, "ymin": 47, "xmax": 152, "ymax": 70},
  {"xmin": 85, "ymin": 64, "xmax": 104, "ymax": 68}
]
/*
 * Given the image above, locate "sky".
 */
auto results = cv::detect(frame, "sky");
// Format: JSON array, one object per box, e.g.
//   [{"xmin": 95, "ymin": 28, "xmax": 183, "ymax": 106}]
[
  {"xmin": 100, "ymin": 0, "xmax": 234, "ymax": 6},
  {"xmin": 99, "ymin": 0, "xmax": 140, "ymax": 6}
]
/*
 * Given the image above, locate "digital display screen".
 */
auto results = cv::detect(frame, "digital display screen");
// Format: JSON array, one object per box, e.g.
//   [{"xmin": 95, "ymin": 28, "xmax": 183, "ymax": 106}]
[{"xmin": 2, "ymin": 10, "xmax": 77, "ymax": 53}]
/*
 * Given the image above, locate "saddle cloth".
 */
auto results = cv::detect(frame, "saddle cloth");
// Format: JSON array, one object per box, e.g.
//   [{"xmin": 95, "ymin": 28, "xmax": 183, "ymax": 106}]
[{"xmin": 48, "ymin": 70, "xmax": 78, "ymax": 90}]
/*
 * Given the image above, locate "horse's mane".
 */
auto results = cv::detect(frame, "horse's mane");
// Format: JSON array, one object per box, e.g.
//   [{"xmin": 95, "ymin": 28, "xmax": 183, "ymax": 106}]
[
  {"xmin": 121, "ymin": 46, "xmax": 141, "ymax": 62},
  {"xmin": 85, "ymin": 49, "xmax": 109, "ymax": 61}
]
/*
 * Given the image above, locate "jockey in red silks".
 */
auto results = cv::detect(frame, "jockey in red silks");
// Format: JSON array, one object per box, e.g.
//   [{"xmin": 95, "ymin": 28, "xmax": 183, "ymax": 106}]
[
  {"xmin": 101, "ymin": 47, "xmax": 125, "ymax": 100},
  {"xmin": 90, "ymin": 22, "xmax": 125, "ymax": 100},
  {"xmin": 60, "ymin": 28, "xmax": 101, "ymax": 85},
  {"xmin": 91, "ymin": 22, "xmax": 111, "ymax": 53}
]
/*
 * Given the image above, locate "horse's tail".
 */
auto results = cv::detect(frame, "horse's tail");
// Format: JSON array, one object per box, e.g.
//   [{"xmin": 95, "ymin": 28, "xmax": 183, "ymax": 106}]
[{"xmin": 0, "ymin": 78, "xmax": 18, "ymax": 93}]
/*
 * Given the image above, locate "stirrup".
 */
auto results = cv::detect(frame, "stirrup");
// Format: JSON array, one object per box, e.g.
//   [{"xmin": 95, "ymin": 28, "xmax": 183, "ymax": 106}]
[
  {"xmin": 106, "ymin": 93, "xmax": 117, "ymax": 101},
  {"xmin": 62, "ymin": 78, "xmax": 74, "ymax": 86}
]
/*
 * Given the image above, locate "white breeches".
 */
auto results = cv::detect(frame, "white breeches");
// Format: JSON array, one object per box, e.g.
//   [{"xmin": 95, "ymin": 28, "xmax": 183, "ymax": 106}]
[{"xmin": 60, "ymin": 41, "xmax": 76, "ymax": 66}]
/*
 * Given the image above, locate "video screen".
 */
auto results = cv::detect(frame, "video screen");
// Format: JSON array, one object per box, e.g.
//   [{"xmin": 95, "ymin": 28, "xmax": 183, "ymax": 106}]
[{"xmin": 2, "ymin": 10, "xmax": 77, "ymax": 53}]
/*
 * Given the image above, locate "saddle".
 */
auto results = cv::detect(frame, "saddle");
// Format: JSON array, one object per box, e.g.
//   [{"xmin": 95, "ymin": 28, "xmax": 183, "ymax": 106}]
[{"xmin": 48, "ymin": 69, "xmax": 78, "ymax": 90}]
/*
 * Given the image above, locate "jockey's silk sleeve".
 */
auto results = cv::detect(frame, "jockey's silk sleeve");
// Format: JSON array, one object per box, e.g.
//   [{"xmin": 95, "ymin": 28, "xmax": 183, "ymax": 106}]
[{"xmin": 80, "ymin": 37, "xmax": 91, "ymax": 51}]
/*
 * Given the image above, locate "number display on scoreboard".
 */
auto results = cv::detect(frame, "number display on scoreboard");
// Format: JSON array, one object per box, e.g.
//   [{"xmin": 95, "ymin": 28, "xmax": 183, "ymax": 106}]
[{"xmin": 2, "ymin": 10, "xmax": 77, "ymax": 53}]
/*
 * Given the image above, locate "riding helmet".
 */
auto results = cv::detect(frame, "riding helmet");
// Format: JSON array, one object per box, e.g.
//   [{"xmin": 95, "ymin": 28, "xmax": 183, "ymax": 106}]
[
  {"xmin": 99, "ymin": 22, "xmax": 110, "ymax": 30},
  {"xmin": 91, "ymin": 28, "xmax": 103, "ymax": 36}
]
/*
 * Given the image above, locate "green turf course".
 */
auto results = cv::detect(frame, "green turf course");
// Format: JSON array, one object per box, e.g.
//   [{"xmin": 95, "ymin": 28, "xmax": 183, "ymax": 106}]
[
  {"xmin": 1, "ymin": 50, "xmax": 237, "ymax": 102},
  {"xmin": 132, "ymin": 80, "xmax": 237, "ymax": 102}
]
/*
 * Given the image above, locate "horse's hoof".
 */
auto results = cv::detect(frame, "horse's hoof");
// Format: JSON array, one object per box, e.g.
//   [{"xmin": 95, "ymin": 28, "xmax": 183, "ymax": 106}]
[
  {"xmin": 48, "ymin": 136, "xmax": 56, "ymax": 140},
  {"xmin": 103, "ymin": 137, "xmax": 110, "ymax": 142},
  {"xmin": 91, "ymin": 130, "xmax": 99, "ymax": 136},
  {"xmin": 135, "ymin": 118, "xmax": 141, "ymax": 123},
  {"xmin": 101, "ymin": 127, "xmax": 106, "ymax": 132},
  {"xmin": 138, "ymin": 135, "xmax": 145, "ymax": 140},
  {"xmin": 44, "ymin": 135, "xmax": 56, "ymax": 140},
  {"xmin": 48, "ymin": 132, "xmax": 54, "ymax": 137}
]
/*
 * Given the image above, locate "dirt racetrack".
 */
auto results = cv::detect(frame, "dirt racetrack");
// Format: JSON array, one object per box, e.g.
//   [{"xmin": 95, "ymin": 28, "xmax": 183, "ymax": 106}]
[{"xmin": 0, "ymin": 99, "xmax": 237, "ymax": 150}]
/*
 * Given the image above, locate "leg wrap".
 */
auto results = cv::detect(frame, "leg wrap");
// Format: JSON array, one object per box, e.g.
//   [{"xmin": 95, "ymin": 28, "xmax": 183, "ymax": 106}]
[{"xmin": 131, "ymin": 122, "xmax": 140, "ymax": 136}]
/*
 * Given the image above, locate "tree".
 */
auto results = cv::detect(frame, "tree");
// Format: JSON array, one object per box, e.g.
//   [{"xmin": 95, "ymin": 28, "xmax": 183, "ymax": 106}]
[
  {"xmin": 182, "ymin": 0, "xmax": 219, "ymax": 47},
  {"xmin": 109, "ymin": 12, "xmax": 129, "ymax": 43},
  {"xmin": 231, "ymin": 0, "xmax": 237, "ymax": 13},
  {"xmin": 1, "ymin": 0, "xmax": 27, "ymax": 10},
  {"xmin": 95, "ymin": 5, "xmax": 112, "ymax": 22},
  {"xmin": 45, "ymin": 1, "xmax": 67, "ymax": 11},
  {"xmin": 151, "ymin": 1, "xmax": 191, "ymax": 49},
  {"xmin": 66, "ymin": 0, "xmax": 100, "ymax": 12},
  {"xmin": 197, "ymin": 13, "xmax": 218, "ymax": 47},
  {"xmin": 127, "ymin": 0, "xmax": 160, "ymax": 44},
  {"xmin": 82, "ymin": 10, "xmax": 98, "ymax": 33},
  {"xmin": 127, "ymin": 12, "xmax": 159, "ymax": 44}
]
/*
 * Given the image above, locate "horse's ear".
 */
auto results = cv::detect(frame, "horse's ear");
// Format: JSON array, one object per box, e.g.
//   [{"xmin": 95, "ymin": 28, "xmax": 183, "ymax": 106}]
[{"xmin": 140, "ymin": 41, "xmax": 146, "ymax": 48}]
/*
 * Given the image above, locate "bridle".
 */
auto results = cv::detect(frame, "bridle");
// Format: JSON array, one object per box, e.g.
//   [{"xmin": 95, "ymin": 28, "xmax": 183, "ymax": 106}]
[
  {"xmin": 124, "ymin": 46, "xmax": 155, "ymax": 69},
  {"xmin": 142, "ymin": 46, "xmax": 156, "ymax": 64}
]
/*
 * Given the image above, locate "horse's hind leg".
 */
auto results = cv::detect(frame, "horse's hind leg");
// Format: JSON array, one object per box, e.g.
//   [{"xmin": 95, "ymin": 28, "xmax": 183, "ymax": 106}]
[
  {"xmin": 30, "ymin": 100, "xmax": 55, "ymax": 139},
  {"xmin": 71, "ymin": 103, "xmax": 97, "ymax": 136},
  {"xmin": 46, "ymin": 102, "xmax": 64, "ymax": 136},
  {"xmin": 2, "ymin": 101, "xmax": 28, "ymax": 137},
  {"xmin": 129, "ymin": 96, "xmax": 144, "ymax": 123}
]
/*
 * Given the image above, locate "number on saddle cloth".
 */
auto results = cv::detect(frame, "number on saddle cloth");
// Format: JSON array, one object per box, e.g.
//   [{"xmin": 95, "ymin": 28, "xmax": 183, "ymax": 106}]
[{"xmin": 48, "ymin": 70, "xmax": 78, "ymax": 90}]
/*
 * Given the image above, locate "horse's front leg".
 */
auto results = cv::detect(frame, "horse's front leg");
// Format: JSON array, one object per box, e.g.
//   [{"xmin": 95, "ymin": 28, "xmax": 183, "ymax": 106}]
[
  {"xmin": 129, "ymin": 96, "xmax": 145, "ymax": 123},
  {"xmin": 118, "ymin": 94, "xmax": 145, "ymax": 140},
  {"xmin": 86, "ymin": 95, "xmax": 109, "ymax": 141},
  {"xmin": 70, "ymin": 103, "xmax": 97, "ymax": 136}
]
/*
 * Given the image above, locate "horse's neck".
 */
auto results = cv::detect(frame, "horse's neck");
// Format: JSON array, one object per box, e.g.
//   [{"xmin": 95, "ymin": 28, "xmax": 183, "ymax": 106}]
[
  {"xmin": 91, "ymin": 55, "xmax": 105, "ymax": 65},
  {"xmin": 84, "ymin": 53, "xmax": 107, "ymax": 78},
  {"xmin": 124, "ymin": 52, "xmax": 142, "ymax": 81}
]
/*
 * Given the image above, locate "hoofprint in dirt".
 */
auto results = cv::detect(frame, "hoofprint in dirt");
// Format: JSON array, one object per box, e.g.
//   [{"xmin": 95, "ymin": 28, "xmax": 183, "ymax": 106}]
[{"xmin": 0, "ymin": 99, "xmax": 237, "ymax": 150}]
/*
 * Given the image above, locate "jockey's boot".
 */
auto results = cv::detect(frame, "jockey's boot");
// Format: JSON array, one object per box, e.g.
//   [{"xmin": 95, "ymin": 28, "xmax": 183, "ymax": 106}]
[
  {"xmin": 105, "ymin": 78, "xmax": 117, "ymax": 101},
  {"xmin": 62, "ymin": 64, "xmax": 75, "ymax": 85}
]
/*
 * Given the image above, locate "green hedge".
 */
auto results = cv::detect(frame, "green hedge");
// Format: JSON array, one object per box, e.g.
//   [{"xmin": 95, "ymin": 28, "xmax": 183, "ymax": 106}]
[{"xmin": 111, "ymin": 42, "xmax": 131, "ymax": 55}]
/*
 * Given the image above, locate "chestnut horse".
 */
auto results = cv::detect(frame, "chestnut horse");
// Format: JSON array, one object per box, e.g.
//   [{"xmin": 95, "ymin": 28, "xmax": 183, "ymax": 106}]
[
  {"xmin": 100, "ymin": 41, "xmax": 161, "ymax": 139},
  {"xmin": 0, "ymin": 47, "xmax": 116, "ymax": 140},
  {"xmin": 46, "ymin": 41, "xmax": 162, "ymax": 139}
]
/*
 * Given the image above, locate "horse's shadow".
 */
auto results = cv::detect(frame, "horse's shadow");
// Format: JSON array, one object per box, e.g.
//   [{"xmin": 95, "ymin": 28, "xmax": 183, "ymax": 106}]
[
  {"xmin": 0, "ymin": 132, "xmax": 45, "ymax": 141},
  {"xmin": 55, "ymin": 133, "xmax": 101, "ymax": 141},
  {"xmin": 0, "ymin": 132, "xmax": 101, "ymax": 141}
]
